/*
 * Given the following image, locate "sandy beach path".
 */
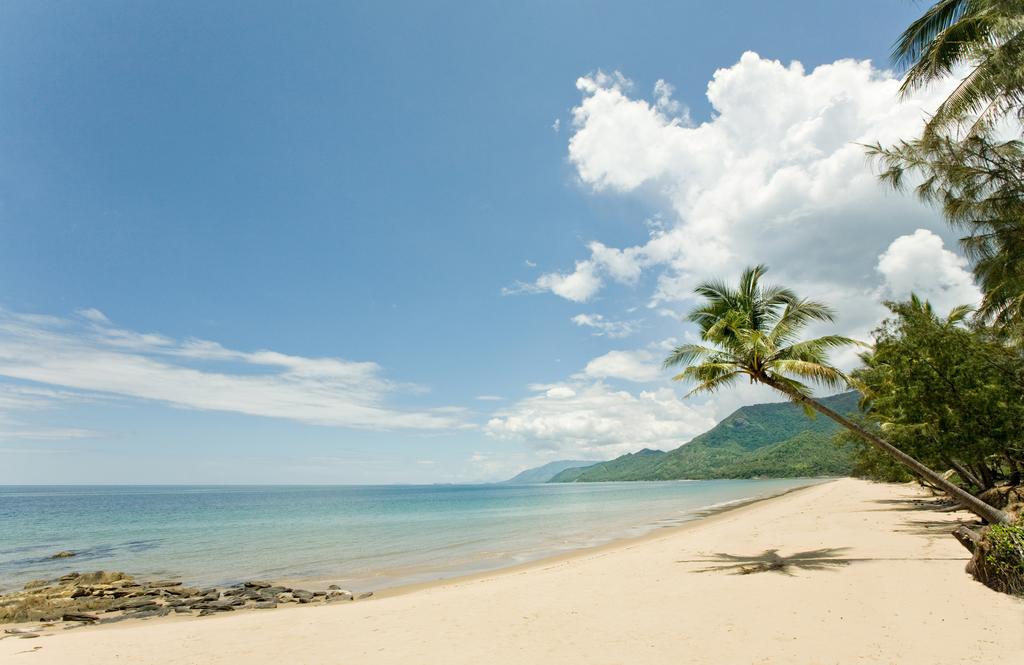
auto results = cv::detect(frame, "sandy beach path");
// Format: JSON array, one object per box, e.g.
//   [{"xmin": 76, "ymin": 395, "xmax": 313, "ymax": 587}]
[{"xmin": 2, "ymin": 478, "xmax": 1022, "ymax": 664}]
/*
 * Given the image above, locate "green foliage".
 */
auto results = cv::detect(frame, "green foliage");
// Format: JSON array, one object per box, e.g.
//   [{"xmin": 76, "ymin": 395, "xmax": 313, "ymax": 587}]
[
  {"xmin": 853, "ymin": 296, "xmax": 1024, "ymax": 489},
  {"xmin": 868, "ymin": 134, "xmax": 1024, "ymax": 328},
  {"xmin": 975, "ymin": 517, "xmax": 1024, "ymax": 595},
  {"xmin": 894, "ymin": 0, "xmax": 1024, "ymax": 134},
  {"xmin": 550, "ymin": 393, "xmax": 859, "ymax": 482},
  {"xmin": 877, "ymin": 2, "xmax": 1024, "ymax": 333}
]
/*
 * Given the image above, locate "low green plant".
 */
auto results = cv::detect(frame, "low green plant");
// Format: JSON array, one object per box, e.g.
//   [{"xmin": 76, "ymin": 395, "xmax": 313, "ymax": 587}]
[{"xmin": 974, "ymin": 517, "xmax": 1024, "ymax": 596}]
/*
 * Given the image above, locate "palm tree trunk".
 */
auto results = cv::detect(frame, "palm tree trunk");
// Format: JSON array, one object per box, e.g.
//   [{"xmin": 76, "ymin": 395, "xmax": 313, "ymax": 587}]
[
  {"xmin": 763, "ymin": 380, "xmax": 1011, "ymax": 525},
  {"xmin": 944, "ymin": 457, "xmax": 983, "ymax": 491}
]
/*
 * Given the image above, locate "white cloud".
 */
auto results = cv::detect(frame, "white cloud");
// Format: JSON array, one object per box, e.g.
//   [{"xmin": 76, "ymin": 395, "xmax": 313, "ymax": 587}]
[
  {"xmin": 653, "ymin": 79, "xmax": 691, "ymax": 124},
  {"xmin": 582, "ymin": 349, "xmax": 662, "ymax": 383},
  {"xmin": 571, "ymin": 313, "xmax": 640, "ymax": 338},
  {"xmin": 527, "ymin": 52, "xmax": 963, "ymax": 338},
  {"xmin": 535, "ymin": 259, "xmax": 603, "ymax": 302},
  {"xmin": 485, "ymin": 380, "xmax": 715, "ymax": 458},
  {"xmin": 552, "ymin": 118, "xmax": 561, "ymax": 133},
  {"xmin": 475, "ymin": 395, "xmax": 504, "ymax": 401},
  {"xmin": 502, "ymin": 258, "xmax": 602, "ymax": 302},
  {"xmin": 0, "ymin": 383, "xmax": 102, "ymax": 441},
  {"xmin": 0, "ymin": 308, "xmax": 466, "ymax": 431},
  {"xmin": 876, "ymin": 229, "xmax": 982, "ymax": 313}
]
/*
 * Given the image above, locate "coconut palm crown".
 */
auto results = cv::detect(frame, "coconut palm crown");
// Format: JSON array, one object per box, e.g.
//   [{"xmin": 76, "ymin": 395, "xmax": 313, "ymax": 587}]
[{"xmin": 663, "ymin": 265, "xmax": 858, "ymax": 405}]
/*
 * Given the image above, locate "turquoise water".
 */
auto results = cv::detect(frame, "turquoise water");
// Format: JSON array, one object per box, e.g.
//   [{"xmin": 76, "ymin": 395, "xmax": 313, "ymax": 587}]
[{"xmin": 0, "ymin": 479, "xmax": 819, "ymax": 593}]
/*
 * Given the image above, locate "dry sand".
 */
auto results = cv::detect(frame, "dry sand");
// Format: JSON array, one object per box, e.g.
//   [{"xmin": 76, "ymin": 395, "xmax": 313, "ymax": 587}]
[{"xmin": 2, "ymin": 478, "xmax": 1022, "ymax": 664}]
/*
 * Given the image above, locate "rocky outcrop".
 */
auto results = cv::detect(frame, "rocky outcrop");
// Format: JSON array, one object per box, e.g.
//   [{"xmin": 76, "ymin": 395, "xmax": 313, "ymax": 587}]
[{"xmin": 0, "ymin": 571, "xmax": 371, "ymax": 632}]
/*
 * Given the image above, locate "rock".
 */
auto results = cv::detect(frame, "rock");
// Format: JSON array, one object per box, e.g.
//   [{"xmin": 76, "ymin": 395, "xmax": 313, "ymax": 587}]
[
  {"xmin": 173, "ymin": 606, "xmax": 193, "ymax": 614},
  {"xmin": 358, "ymin": 592, "xmax": 374, "ymax": 600},
  {"xmin": 250, "ymin": 601, "xmax": 277, "ymax": 609},
  {"xmin": 62, "ymin": 612, "xmax": 99, "ymax": 623},
  {"xmin": 98, "ymin": 615, "xmax": 130, "ymax": 624},
  {"xmin": 129, "ymin": 608, "xmax": 170, "ymax": 619},
  {"xmin": 51, "ymin": 551, "xmax": 76, "ymax": 559},
  {"xmin": 22, "ymin": 580, "xmax": 50, "ymax": 590},
  {"xmin": 292, "ymin": 590, "xmax": 314, "ymax": 602},
  {"xmin": 147, "ymin": 580, "xmax": 182, "ymax": 588},
  {"xmin": 264, "ymin": 586, "xmax": 288, "ymax": 595},
  {"xmin": 243, "ymin": 581, "xmax": 271, "ymax": 589},
  {"xmin": 326, "ymin": 591, "xmax": 353, "ymax": 602},
  {"xmin": 75, "ymin": 572, "xmax": 128, "ymax": 585},
  {"xmin": 192, "ymin": 598, "xmax": 243, "ymax": 611},
  {"xmin": 327, "ymin": 584, "xmax": 340, "ymax": 590}
]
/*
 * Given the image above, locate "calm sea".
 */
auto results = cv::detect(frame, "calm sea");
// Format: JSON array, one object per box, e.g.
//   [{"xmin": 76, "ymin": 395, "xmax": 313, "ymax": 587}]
[{"xmin": 0, "ymin": 479, "xmax": 819, "ymax": 594}]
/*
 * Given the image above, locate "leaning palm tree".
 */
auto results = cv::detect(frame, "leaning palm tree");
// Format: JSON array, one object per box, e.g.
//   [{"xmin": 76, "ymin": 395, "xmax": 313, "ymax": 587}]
[
  {"xmin": 663, "ymin": 265, "xmax": 1010, "ymax": 525},
  {"xmin": 894, "ymin": 0, "xmax": 1024, "ymax": 135}
]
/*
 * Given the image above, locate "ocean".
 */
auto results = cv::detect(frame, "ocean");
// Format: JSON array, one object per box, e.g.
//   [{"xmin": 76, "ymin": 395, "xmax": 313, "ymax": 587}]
[{"xmin": 0, "ymin": 479, "xmax": 820, "ymax": 594}]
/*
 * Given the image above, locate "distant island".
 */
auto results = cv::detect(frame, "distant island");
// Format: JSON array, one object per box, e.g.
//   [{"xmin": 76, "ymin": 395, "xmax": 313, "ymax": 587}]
[{"xmin": 535, "ymin": 392, "xmax": 859, "ymax": 483}]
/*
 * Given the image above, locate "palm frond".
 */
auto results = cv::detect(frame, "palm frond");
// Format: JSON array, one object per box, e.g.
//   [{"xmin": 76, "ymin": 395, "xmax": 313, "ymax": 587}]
[
  {"xmin": 771, "ymin": 359, "xmax": 850, "ymax": 391},
  {"xmin": 662, "ymin": 343, "xmax": 723, "ymax": 369},
  {"xmin": 893, "ymin": 0, "xmax": 972, "ymax": 76}
]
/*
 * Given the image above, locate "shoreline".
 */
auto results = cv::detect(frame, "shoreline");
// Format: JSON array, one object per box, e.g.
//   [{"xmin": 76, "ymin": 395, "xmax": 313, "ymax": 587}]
[
  {"xmin": 2, "ymin": 475, "xmax": 823, "ymax": 598},
  {"xmin": 2, "ymin": 479, "xmax": 827, "ymax": 629},
  {"xmin": 4, "ymin": 478, "xmax": 1022, "ymax": 664},
  {"xmin": 364, "ymin": 478, "xmax": 830, "ymax": 601}
]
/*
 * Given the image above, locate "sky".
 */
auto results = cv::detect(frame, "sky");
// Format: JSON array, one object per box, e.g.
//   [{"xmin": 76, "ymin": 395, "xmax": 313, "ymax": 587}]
[{"xmin": 0, "ymin": 1, "xmax": 981, "ymax": 484}]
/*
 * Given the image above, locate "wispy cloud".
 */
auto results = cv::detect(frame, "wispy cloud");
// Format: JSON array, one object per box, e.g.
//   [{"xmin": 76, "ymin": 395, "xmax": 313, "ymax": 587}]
[
  {"xmin": 0, "ymin": 308, "xmax": 467, "ymax": 431},
  {"xmin": 571, "ymin": 313, "xmax": 640, "ymax": 338},
  {"xmin": 0, "ymin": 383, "xmax": 103, "ymax": 441}
]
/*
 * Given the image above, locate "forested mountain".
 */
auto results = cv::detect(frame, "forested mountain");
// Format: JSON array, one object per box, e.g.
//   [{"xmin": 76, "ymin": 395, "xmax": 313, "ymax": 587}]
[{"xmin": 550, "ymin": 392, "xmax": 859, "ymax": 482}]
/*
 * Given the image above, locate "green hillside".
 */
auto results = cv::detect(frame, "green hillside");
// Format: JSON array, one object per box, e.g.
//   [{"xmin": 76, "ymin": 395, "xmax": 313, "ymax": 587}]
[
  {"xmin": 550, "ymin": 392, "xmax": 859, "ymax": 482},
  {"xmin": 500, "ymin": 460, "xmax": 599, "ymax": 484},
  {"xmin": 551, "ymin": 448, "xmax": 667, "ymax": 482}
]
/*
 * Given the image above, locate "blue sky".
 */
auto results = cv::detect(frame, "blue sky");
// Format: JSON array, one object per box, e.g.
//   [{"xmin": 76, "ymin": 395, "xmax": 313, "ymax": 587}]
[{"xmin": 0, "ymin": 2, "xmax": 977, "ymax": 483}]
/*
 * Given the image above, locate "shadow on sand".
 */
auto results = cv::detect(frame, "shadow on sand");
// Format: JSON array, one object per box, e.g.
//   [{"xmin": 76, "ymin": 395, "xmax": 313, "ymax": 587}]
[
  {"xmin": 680, "ymin": 546, "xmax": 968, "ymax": 575},
  {"xmin": 681, "ymin": 547, "xmax": 857, "ymax": 576}
]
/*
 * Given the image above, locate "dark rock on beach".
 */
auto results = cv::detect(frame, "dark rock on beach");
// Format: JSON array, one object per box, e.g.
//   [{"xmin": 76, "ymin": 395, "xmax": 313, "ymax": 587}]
[{"xmin": 0, "ymin": 570, "xmax": 375, "ymax": 629}]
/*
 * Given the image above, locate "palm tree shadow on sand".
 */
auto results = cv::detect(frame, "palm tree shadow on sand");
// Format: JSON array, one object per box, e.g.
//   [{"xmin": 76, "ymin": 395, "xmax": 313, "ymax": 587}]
[{"xmin": 681, "ymin": 548, "xmax": 857, "ymax": 576}]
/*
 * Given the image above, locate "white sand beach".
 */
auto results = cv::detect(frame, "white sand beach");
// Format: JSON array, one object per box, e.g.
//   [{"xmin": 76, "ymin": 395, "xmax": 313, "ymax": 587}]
[{"xmin": 3, "ymin": 478, "xmax": 1022, "ymax": 664}]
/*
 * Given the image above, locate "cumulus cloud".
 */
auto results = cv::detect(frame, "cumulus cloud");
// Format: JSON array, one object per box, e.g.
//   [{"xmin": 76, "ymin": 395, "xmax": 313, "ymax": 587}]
[
  {"xmin": 526, "ymin": 53, "xmax": 962, "ymax": 336},
  {"xmin": 485, "ymin": 380, "xmax": 715, "ymax": 458},
  {"xmin": 876, "ymin": 229, "xmax": 982, "ymax": 313},
  {"xmin": 581, "ymin": 349, "xmax": 661, "ymax": 382},
  {"xmin": 0, "ymin": 308, "xmax": 465, "ymax": 431},
  {"xmin": 571, "ymin": 313, "xmax": 640, "ymax": 338}
]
